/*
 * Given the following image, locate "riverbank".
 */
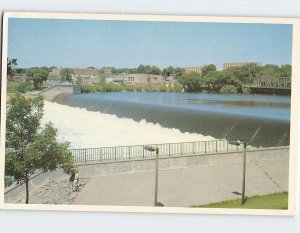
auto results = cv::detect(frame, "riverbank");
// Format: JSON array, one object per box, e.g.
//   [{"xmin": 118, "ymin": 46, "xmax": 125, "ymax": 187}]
[
  {"xmin": 42, "ymin": 101, "xmax": 215, "ymax": 149},
  {"xmin": 81, "ymin": 82, "xmax": 182, "ymax": 93}
]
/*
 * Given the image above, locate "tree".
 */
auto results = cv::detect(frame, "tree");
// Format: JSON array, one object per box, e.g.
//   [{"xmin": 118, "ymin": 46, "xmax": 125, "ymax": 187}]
[
  {"xmin": 161, "ymin": 66, "xmax": 184, "ymax": 79},
  {"xmin": 60, "ymin": 68, "xmax": 74, "ymax": 82},
  {"xmin": 280, "ymin": 64, "xmax": 292, "ymax": 78},
  {"xmin": 7, "ymin": 58, "xmax": 18, "ymax": 81},
  {"xmin": 5, "ymin": 93, "xmax": 75, "ymax": 204},
  {"xmin": 178, "ymin": 72, "xmax": 204, "ymax": 92},
  {"xmin": 137, "ymin": 64, "xmax": 146, "ymax": 74},
  {"xmin": 201, "ymin": 64, "xmax": 216, "ymax": 77},
  {"xmin": 26, "ymin": 68, "xmax": 49, "ymax": 90}
]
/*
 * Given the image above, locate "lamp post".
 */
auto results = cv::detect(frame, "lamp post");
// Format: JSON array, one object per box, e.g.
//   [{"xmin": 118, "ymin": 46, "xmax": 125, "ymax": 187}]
[
  {"xmin": 229, "ymin": 140, "xmax": 247, "ymax": 205},
  {"xmin": 144, "ymin": 145, "xmax": 159, "ymax": 206}
]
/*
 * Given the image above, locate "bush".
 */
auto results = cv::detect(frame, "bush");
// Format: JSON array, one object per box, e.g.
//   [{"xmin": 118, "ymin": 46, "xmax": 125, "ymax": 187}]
[
  {"xmin": 81, "ymin": 83, "xmax": 182, "ymax": 93},
  {"xmin": 220, "ymin": 85, "xmax": 239, "ymax": 93},
  {"xmin": 17, "ymin": 81, "xmax": 33, "ymax": 93}
]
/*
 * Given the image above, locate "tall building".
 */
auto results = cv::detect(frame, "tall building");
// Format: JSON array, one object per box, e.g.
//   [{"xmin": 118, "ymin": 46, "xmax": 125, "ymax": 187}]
[
  {"xmin": 183, "ymin": 66, "xmax": 203, "ymax": 74},
  {"xmin": 223, "ymin": 62, "xmax": 261, "ymax": 70}
]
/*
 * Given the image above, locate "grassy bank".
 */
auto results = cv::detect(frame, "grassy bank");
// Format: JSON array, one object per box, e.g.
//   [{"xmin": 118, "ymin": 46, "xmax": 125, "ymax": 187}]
[
  {"xmin": 192, "ymin": 192, "xmax": 288, "ymax": 209},
  {"xmin": 81, "ymin": 82, "xmax": 182, "ymax": 93},
  {"xmin": 7, "ymin": 81, "xmax": 50, "ymax": 93}
]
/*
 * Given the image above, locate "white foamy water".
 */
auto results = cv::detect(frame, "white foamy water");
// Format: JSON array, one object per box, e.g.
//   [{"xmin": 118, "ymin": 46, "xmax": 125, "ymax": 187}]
[{"xmin": 41, "ymin": 101, "xmax": 215, "ymax": 149}]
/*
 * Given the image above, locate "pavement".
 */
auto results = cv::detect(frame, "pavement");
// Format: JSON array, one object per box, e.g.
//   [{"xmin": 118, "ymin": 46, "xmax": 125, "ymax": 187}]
[{"xmin": 73, "ymin": 158, "xmax": 289, "ymax": 207}]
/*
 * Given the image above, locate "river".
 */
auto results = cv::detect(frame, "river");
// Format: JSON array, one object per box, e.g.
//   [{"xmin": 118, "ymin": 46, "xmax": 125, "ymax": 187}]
[{"xmin": 53, "ymin": 92, "xmax": 290, "ymax": 146}]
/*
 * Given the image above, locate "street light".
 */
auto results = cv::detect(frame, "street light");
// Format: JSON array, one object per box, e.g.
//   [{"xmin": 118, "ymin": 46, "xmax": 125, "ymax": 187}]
[
  {"xmin": 144, "ymin": 145, "xmax": 159, "ymax": 207},
  {"xmin": 229, "ymin": 140, "xmax": 247, "ymax": 205}
]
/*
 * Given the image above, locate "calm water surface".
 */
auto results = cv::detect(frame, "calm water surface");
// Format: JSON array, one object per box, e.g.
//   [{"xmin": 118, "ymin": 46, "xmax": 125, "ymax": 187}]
[{"xmin": 54, "ymin": 92, "xmax": 290, "ymax": 144}]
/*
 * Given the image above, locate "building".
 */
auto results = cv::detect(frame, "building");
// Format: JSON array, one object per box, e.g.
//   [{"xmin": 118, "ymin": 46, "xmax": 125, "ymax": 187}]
[
  {"xmin": 11, "ymin": 73, "xmax": 27, "ymax": 82},
  {"xmin": 183, "ymin": 66, "xmax": 203, "ymax": 74},
  {"xmin": 48, "ymin": 68, "xmax": 61, "ymax": 80},
  {"xmin": 72, "ymin": 68, "xmax": 101, "ymax": 78},
  {"xmin": 223, "ymin": 62, "xmax": 262, "ymax": 70},
  {"xmin": 126, "ymin": 74, "xmax": 165, "ymax": 86},
  {"xmin": 106, "ymin": 73, "xmax": 127, "ymax": 85}
]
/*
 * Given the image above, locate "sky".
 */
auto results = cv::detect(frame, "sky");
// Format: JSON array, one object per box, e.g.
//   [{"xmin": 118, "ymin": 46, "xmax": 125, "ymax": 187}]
[{"xmin": 8, "ymin": 18, "xmax": 293, "ymax": 70}]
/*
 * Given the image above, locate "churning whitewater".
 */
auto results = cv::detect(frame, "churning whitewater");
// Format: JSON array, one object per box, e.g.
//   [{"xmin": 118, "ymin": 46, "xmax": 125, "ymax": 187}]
[{"xmin": 41, "ymin": 101, "xmax": 215, "ymax": 149}]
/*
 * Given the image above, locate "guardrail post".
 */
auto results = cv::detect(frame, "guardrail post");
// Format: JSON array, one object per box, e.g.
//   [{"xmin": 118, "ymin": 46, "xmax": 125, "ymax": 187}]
[
  {"xmin": 227, "ymin": 141, "xmax": 229, "ymax": 152},
  {"xmin": 181, "ymin": 143, "xmax": 183, "ymax": 155},
  {"xmin": 205, "ymin": 141, "xmax": 207, "ymax": 153},
  {"xmin": 84, "ymin": 149, "xmax": 87, "ymax": 163},
  {"xmin": 169, "ymin": 143, "xmax": 171, "ymax": 156},
  {"xmin": 193, "ymin": 142, "xmax": 195, "ymax": 154},
  {"xmin": 129, "ymin": 146, "xmax": 131, "ymax": 159}
]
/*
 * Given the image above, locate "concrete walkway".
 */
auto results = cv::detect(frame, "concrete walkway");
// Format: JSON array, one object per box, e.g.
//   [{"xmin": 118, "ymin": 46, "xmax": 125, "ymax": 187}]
[{"xmin": 74, "ymin": 158, "xmax": 289, "ymax": 207}]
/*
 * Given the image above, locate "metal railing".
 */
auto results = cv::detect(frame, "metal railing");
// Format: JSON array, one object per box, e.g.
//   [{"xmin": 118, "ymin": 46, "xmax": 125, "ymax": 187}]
[{"xmin": 70, "ymin": 136, "xmax": 289, "ymax": 163}]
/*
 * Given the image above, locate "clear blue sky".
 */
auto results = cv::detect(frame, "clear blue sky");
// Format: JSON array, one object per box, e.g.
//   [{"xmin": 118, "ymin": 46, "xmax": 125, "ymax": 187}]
[{"xmin": 8, "ymin": 18, "xmax": 293, "ymax": 70}]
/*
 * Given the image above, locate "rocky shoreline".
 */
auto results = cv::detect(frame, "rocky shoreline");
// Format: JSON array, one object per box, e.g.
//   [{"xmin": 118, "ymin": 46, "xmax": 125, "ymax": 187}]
[{"xmin": 16, "ymin": 177, "xmax": 89, "ymax": 204}]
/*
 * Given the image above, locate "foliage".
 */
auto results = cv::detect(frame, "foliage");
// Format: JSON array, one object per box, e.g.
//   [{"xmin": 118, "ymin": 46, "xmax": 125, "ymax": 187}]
[
  {"xmin": 220, "ymin": 85, "xmax": 239, "ymax": 93},
  {"xmin": 177, "ymin": 72, "xmax": 204, "ymax": 92},
  {"xmin": 280, "ymin": 64, "xmax": 292, "ymax": 78},
  {"xmin": 111, "ymin": 67, "xmax": 138, "ymax": 74},
  {"xmin": 60, "ymin": 68, "xmax": 73, "ymax": 82},
  {"xmin": 16, "ymin": 81, "xmax": 34, "ymax": 93},
  {"xmin": 26, "ymin": 67, "xmax": 49, "ymax": 90},
  {"xmin": 201, "ymin": 64, "xmax": 217, "ymax": 77},
  {"xmin": 137, "ymin": 64, "xmax": 162, "ymax": 75},
  {"xmin": 177, "ymin": 63, "xmax": 291, "ymax": 93},
  {"xmin": 7, "ymin": 58, "xmax": 18, "ymax": 81},
  {"xmin": 162, "ymin": 66, "xmax": 184, "ymax": 78},
  {"xmin": 192, "ymin": 192, "xmax": 288, "ymax": 210},
  {"xmin": 81, "ymin": 82, "xmax": 181, "ymax": 93},
  {"xmin": 5, "ymin": 93, "xmax": 75, "ymax": 203},
  {"xmin": 7, "ymin": 82, "xmax": 22, "ymax": 93}
]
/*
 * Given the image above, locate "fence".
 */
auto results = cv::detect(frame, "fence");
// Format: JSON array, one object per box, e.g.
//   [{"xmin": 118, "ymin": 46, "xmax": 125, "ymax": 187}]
[{"xmin": 70, "ymin": 136, "xmax": 289, "ymax": 163}]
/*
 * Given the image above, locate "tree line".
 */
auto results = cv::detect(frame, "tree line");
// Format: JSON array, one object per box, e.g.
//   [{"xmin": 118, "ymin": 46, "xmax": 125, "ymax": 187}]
[
  {"xmin": 178, "ymin": 63, "xmax": 291, "ymax": 93},
  {"xmin": 7, "ymin": 58, "xmax": 292, "ymax": 94}
]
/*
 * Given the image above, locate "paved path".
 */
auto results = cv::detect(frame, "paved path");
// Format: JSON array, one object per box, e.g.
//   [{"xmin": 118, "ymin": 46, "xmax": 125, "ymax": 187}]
[{"xmin": 74, "ymin": 158, "xmax": 289, "ymax": 207}]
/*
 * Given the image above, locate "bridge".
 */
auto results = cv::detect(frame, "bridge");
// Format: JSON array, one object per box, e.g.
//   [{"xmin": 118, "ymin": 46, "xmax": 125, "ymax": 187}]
[{"xmin": 246, "ymin": 77, "xmax": 291, "ymax": 95}]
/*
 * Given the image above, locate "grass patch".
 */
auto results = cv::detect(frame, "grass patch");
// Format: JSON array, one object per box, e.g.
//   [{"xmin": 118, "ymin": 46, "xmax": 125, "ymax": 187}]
[{"xmin": 192, "ymin": 192, "xmax": 288, "ymax": 210}]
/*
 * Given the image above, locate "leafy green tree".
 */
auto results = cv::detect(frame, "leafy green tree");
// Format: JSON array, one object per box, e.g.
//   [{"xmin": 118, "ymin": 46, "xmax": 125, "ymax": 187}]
[
  {"xmin": 201, "ymin": 64, "xmax": 217, "ymax": 77},
  {"xmin": 7, "ymin": 58, "xmax": 18, "ymax": 81},
  {"xmin": 178, "ymin": 72, "xmax": 204, "ymax": 92},
  {"xmin": 60, "ymin": 68, "xmax": 74, "ymax": 82},
  {"xmin": 280, "ymin": 64, "xmax": 292, "ymax": 78},
  {"xmin": 137, "ymin": 64, "xmax": 146, "ymax": 74},
  {"xmin": 162, "ymin": 66, "xmax": 184, "ymax": 77},
  {"xmin": 16, "ymin": 81, "xmax": 33, "ymax": 93},
  {"xmin": 26, "ymin": 68, "xmax": 49, "ymax": 90},
  {"xmin": 5, "ymin": 94, "xmax": 75, "ymax": 204},
  {"xmin": 258, "ymin": 67, "xmax": 281, "ymax": 79}
]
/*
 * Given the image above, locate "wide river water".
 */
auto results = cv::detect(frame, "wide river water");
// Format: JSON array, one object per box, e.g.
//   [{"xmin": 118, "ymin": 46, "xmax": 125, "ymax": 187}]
[{"xmin": 53, "ymin": 92, "xmax": 290, "ymax": 146}]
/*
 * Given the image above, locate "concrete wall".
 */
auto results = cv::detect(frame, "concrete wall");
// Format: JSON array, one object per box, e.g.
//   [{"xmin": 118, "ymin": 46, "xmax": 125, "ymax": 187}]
[
  {"xmin": 4, "ymin": 147, "xmax": 289, "ymax": 203},
  {"xmin": 77, "ymin": 147, "xmax": 289, "ymax": 177},
  {"xmin": 39, "ymin": 85, "xmax": 81, "ymax": 101}
]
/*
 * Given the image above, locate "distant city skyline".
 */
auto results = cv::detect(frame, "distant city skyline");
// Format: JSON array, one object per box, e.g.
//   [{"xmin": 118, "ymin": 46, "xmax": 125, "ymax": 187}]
[{"xmin": 8, "ymin": 18, "xmax": 293, "ymax": 70}]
